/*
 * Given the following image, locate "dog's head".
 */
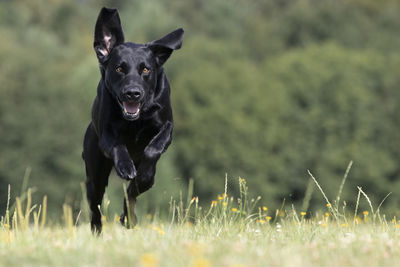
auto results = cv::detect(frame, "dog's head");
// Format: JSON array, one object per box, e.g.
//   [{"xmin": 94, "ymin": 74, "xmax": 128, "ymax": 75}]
[{"xmin": 93, "ymin": 7, "xmax": 184, "ymax": 121}]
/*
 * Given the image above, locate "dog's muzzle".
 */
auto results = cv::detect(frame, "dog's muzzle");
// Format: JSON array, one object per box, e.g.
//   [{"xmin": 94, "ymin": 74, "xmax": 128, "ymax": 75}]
[
  {"xmin": 122, "ymin": 101, "xmax": 140, "ymax": 119},
  {"xmin": 118, "ymin": 87, "xmax": 143, "ymax": 121}
]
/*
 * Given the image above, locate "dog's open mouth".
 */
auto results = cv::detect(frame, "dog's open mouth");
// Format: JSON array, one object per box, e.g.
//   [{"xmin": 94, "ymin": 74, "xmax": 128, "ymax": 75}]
[{"xmin": 121, "ymin": 101, "xmax": 141, "ymax": 120}]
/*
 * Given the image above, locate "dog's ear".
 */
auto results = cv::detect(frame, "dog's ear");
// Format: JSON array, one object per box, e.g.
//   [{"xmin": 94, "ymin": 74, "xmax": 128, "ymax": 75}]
[
  {"xmin": 93, "ymin": 7, "xmax": 125, "ymax": 63},
  {"xmin": 147, "ymin": 28, "xmax": 184, "ymax": 66}
]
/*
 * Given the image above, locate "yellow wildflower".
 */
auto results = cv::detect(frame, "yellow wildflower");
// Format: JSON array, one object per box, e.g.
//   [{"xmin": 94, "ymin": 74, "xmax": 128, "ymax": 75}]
[
  {"xmin": 341, "ymin": 223, "xmax": 348, "ymax": 228},
  {"xmin": 266, "ymin": 216, "xmax": 272, "ymax": 221},
  {"xmin": 256, "ymin": 219, "xmax": 266, "ymax": 224},
  {"xmin": 0, "ymin": 232, "xmax": 11, "ymax": 244},
  {"xmin": 300, "ymin": 212, "xmax": 306, "ymax": 216},
  {"xmin": 191, "ymin": 258, "xmax": 211, "ymax": 267},
  {"xmin": 325, "ymin": 212, "xmax": 330, "ymax": 217},
  {"xmin": 152, "ymin": 226, "xmax": 165, "ymax": 236},
  {"xmin": 211, "ymin": 200, "xmax": 217, "ymax": 206},
  {"xmin": 363, "ymin": 211, "xmax": 369, "ymax": 216},
  {"xmin": 326, "ymin": 203, "xmax": 331, "ymax": 208},
  {"xmin": 140, "ymin": 253, "xmax": 158, "ymax": 267},
  {"xmin": 262, "ymin": 206, "xmax": 268, "ymax": 211},
  {"xmin": 218, "ymin": 196, "xmax": 223, "ymax": 201},
  {"xmin": 232, "ymin": 208, "xmax": 238, "ymax": 212},
  {"xmin": 222, "ymin": 202, "xmax": 228, "ymax": 207}
]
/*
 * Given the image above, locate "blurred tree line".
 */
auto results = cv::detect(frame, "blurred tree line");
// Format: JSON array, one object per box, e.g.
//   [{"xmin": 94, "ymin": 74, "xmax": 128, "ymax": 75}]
[{"xmin": 1, "ymin": 0, "xmax": 400, "ymax": 218}]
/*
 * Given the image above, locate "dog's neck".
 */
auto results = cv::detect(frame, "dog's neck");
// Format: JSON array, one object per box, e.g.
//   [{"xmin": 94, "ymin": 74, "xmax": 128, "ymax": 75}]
[{"xmin": 99, "ymin": 64, "xmax": 106, "ymax": 77}]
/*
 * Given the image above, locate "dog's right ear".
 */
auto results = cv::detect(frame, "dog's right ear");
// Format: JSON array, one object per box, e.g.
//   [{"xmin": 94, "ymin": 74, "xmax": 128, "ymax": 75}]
[{"xmin": 93, "ymin": 7, "xmax": 125, "ymax": 63}]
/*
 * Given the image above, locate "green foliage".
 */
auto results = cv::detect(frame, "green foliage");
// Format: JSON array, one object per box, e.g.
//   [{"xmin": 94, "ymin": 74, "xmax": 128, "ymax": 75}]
[
  {"xmin": 1, "ymin": 0, "xmax": 400, "ymax": 217},
  {"xmin": 169, "ymin": 0, "xmax": 400, "ymax": 212}
]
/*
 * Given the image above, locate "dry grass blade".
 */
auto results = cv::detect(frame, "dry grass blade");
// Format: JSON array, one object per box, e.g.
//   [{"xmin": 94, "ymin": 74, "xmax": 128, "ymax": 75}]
[
  {"xmin": 16, "ymin": 197, "xmax": 25, "ymax": 230},
  {"xmin": 375, "ymin": 192, "xmax": 392, "ymax": 223},
  {"xmin": 336, "ymin": 161, "xmax": 353, "ymax": 207},
  {"xmin": 307, "ymin": 170, "xmax": 338, "ymax": 220},
  {"xmin": 24, "ymin": 188, "xmax": 32, "ymax": 229},
  {"xmin": 353, "ymin": 188, "xmax": 361, "ymax": 226},
  {"xmin": 357, "ymin": 186, "xmax": 374, "ymax": 214},
  {"xmin": 40, "ymin": 195, "xmax": 47, "ymax": 230},
  {"xmin": 301, "ymin": 178, "xmax": 314, "ymax": 212}
]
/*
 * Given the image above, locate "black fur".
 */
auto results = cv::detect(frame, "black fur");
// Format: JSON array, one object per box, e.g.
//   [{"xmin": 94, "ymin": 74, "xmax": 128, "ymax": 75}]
[{"xmin": 83, "ymin": 7, "xmax": 183, "ymax": 233}]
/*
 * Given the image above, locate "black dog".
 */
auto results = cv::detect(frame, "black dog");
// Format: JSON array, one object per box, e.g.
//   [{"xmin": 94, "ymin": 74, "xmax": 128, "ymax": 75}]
[{"xmin": 83, "ymin": 7, "xmax": 183, "ymax": 233}]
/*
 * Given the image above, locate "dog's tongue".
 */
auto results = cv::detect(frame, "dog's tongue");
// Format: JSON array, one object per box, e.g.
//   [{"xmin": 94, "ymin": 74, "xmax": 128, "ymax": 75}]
[{"xmin": 123, "ymin": 101, "xmax": 140, "ymax": 114}]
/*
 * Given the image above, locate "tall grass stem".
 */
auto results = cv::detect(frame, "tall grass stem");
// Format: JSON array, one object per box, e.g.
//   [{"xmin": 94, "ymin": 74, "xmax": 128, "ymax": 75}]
[{"xmin": 336, "ymin": 161, "xmax": 353, "ymax": 208}]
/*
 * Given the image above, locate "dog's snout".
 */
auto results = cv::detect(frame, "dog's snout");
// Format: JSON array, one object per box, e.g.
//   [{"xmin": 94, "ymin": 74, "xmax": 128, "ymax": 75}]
[{"xmin": 125, "ymin": 87, "xmax": 142, "ymax": 101}]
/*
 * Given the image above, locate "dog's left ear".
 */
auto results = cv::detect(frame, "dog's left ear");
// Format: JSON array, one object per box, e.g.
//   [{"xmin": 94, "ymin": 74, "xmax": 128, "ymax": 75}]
[{"xmin": 147, "ymin": 28, "xmax": 184, "ymax": 66}]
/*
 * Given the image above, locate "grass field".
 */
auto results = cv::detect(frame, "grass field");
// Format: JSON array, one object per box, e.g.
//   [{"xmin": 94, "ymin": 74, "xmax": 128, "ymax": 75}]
[{"xmin": 1, "ymin": 174, "xmax": 400, "ymax": 267}]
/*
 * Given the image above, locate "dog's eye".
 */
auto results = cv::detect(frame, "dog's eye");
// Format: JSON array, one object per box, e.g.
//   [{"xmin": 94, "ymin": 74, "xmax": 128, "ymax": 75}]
[
  {"xmin": 142, "ymin": 67, "xmax": 150, "ymax": 74},
  {"xmin": 116, "ymin": 66, "xmax": 123, "ymax": 73}
]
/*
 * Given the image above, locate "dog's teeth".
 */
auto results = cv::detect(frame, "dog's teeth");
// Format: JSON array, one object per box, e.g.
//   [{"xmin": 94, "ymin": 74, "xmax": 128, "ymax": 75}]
[{"xmin": 124, "ymin": 108, "xmax": 140, "ymax": 116}]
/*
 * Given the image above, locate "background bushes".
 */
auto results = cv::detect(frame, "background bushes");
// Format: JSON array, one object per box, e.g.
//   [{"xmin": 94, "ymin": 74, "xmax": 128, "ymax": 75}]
[{"xmin": 1, "ymin": 0, "xmax": 399, "ymax": 217}]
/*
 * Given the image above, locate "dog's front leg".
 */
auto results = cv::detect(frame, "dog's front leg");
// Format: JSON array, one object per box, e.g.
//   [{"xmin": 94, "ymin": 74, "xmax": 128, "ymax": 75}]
[
  {"xmin": 112, "ymin": 144, "xmax": 137, "ymax": 180},
  {"xmin": 121, "ymin": 121, "xmax": 172, "ymax": 228},
  {"xmin": 99, "ymin": 133, "xmax": 136, "ymax": 180},
  {"xmin": 128, "ymin": 121, "xmax": 173, "ymax": 196}
]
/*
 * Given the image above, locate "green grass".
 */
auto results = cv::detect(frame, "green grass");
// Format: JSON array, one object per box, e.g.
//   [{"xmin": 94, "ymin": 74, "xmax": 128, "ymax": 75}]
[
  {"xmin": 1, "ymin": 173, "xmax": 400, "ymax": 267},
  {"xmin": 1, "ymin": 215, "xmax": 400, "ymax": 267}
]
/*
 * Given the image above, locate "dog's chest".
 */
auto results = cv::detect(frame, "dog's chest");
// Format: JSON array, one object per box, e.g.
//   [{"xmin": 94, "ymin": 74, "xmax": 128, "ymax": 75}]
[{"xmin": 119, "ymin": 123, "xmax": 157, "ymax": 158}]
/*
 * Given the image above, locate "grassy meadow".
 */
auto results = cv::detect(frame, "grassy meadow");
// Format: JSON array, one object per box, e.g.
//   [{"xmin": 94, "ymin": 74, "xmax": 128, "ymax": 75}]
[{"xmin": 1, "ymin": 172, "xmax": 400, "ymax": 267}]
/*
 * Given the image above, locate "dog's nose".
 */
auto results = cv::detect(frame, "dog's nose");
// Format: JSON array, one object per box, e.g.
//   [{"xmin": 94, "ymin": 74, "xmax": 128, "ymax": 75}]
[{"xmin": 125, "ymin": 87, "xmax": 142, "ymax": 101}]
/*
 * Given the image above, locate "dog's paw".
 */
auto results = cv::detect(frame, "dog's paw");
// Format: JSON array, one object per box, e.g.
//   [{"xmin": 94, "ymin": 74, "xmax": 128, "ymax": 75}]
[
  {"xmin": 120, "ymin": 212, "xmax": 138, "ymax": 229},
  {"xmin": 115, "ymin": 160, "xmax": 137, "ymax": 180}
]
